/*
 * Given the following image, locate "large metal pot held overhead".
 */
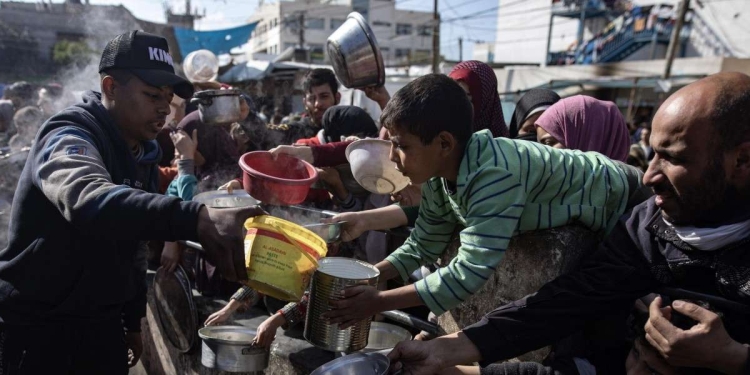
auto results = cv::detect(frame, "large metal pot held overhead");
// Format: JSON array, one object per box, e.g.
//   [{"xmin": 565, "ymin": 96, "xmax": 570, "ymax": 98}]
[
  {"xmin": 326, "ymin": 12, "xmax": 385, "ymax": 89},
  {"xmin": 190, "ymin": 89, "xmax": 242, "ymax": 124}
]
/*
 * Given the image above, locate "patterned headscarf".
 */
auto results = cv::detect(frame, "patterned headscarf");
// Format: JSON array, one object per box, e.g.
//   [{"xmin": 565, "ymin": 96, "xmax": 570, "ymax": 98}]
[
  {"xmin": 448, "ymin": 60, "xmax": 508, "ymax": 138},
  {"xmin": 536, "ymin": 95, "xmax": 630, "ymax": 162}
]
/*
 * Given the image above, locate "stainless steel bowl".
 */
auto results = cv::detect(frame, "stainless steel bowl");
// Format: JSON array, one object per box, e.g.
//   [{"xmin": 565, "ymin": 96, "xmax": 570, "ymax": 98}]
[
  {"xmin": 192, "ymin": 190, "xmax": 260, "ymax": 208},
  {"xmin": 198, "ymin": 326, "xmax": 268, "ymax": 373},
  {"xmin": 326, "ymin": 12, "xmax": 385, "ymax": 88},
  {"xmin": 311, "ymin": 352, "xmax": 390, "ymax": 375},
  {"xmin": 303, "ymin": 222, "xmax": 345, "ymax": 243},
  {"xmin": 362, "ymin": 322, "xmax": 412, "ymax": 352}
]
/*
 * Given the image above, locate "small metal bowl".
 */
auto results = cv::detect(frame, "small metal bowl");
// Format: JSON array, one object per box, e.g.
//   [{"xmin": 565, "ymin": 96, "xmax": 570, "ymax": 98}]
[
  {"xmin": 311, "ymin": 353, "xmax": 390, "ymax": 375},
  {"xmin": 303, "ymin": 222, "xmax": 345, "ymax": 243},
  {"xmin": 192, "ymin": 190, "xmax": 260, "ymax": 208}
]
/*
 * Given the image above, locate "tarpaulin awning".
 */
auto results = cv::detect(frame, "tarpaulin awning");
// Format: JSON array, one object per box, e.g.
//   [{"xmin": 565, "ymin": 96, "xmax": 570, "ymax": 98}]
[
  {"xmin": 174, "ymin": 22, "xmax": 258, "ymax": 57},
  {"xmin": 219, "ymin": 60, "xmax": 273, "ymax": 82}
]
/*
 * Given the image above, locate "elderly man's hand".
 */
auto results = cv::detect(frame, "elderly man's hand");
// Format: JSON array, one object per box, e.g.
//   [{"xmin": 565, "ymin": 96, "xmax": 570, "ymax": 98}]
[
  {"xmin": 196, "ymin": 206, "xmax": 266, "ymax": 281},
  {"xmin": 388, "ymin": 339, "xmax": 445, "ymax": 375},
  {"xmin": 644, "ymin": 296, "xmax": 749, "ymax": 373}
]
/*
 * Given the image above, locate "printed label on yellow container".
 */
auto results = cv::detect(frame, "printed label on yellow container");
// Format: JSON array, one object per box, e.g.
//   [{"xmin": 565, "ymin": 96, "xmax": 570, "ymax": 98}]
[{"xmin": 243, "ymin": 215, "xmax": 327, "ymax": 302}]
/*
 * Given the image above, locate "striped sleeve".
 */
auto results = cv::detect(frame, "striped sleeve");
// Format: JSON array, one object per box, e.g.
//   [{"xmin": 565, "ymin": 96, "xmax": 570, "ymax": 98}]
[
  {"xmin": 415, "ymin": 167, "xmax": 525, "ymax": 315},
  {"xmin": 385, "ymin": 180, "xmax": 457, "ymax": 282}
]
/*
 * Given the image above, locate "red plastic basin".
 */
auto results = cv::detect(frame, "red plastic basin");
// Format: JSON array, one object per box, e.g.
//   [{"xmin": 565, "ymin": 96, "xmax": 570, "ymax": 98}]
[{"xmin": 239, "ymin": 151, "xmax": 318, "ymax": 205}]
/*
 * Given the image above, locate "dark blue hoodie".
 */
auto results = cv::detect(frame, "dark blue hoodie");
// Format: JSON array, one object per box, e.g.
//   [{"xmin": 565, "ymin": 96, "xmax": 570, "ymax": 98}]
[{"xmin": 0, "ymin": 91, "xmax": 203, "ymax": 331}]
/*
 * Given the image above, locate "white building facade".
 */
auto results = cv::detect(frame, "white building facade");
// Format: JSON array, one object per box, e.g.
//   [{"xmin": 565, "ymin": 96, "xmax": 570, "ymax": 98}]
[{"xmin": 247, "ymin": 0, "xmax": 434, "ymax": 66}]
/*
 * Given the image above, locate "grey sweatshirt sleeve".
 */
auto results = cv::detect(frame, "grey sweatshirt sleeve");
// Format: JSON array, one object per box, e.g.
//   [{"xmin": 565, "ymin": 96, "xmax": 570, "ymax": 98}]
[{"xmin": 32, "ymin": 126, "xmax": 203, "ymax": 241}]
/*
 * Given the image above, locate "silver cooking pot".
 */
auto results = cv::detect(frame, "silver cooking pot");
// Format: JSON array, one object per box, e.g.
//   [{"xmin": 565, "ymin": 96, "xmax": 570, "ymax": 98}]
[
  {"xmin": 198, "ymin": 326, "xmax": 268, "ymax": 373},
  {"xmin": 327, "ymin": 12, "xmax": 385, "ymax": 88},
  {"xmin": 190, "ymin": 89, "xmax": 242, "ymax": 124}
]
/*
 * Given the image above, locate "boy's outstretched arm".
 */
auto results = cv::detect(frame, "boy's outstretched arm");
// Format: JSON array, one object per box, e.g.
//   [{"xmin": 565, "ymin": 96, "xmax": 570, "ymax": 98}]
[{"xmin": 325, "ymin": 282, "xmax": 423, "ymax": 328}]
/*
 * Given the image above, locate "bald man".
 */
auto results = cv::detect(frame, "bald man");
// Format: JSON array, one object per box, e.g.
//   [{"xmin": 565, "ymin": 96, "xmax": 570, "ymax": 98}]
[{"xmin": 387, "ymin": 72, "xmax": 750, "ymax": 375}]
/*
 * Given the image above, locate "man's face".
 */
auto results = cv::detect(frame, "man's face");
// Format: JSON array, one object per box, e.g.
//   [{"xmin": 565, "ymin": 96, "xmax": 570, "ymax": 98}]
[
  {"xmin": 109, "ymin": 75, "xmax": 173, "ymax": 144},
  {"xmin": 304, "ymin": 84, "xmax": 338, "ymax": 125},
  {"xmin": 387, "ymin": 126, "xmax": 442, "ymax": 184},
  {"xmin": 643, "ymin": 96, "xmax": 730, "ymax": 225}
]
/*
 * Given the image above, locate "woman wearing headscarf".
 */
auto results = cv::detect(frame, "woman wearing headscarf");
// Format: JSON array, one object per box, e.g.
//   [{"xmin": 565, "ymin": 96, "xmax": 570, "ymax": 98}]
[
  {"xmin": 448, "ymin": 60, "xmax": 508, "ymax": 138},
  {"xmin": 508, "ymin": 88, "xmax": 561, "ymax": 140},
  {"xmin": 294, "ymin": 105, "xmax": 379, "ymax": 146},
  {"xmin": 535, "ymin": 95, "xmax": 631, "ymax": 162}
]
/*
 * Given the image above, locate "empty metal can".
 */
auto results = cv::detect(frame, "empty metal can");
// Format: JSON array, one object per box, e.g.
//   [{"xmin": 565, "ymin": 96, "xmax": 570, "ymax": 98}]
[{"xmin": 304, "ymin": 257, "xmax": 380, "ymax": 352}]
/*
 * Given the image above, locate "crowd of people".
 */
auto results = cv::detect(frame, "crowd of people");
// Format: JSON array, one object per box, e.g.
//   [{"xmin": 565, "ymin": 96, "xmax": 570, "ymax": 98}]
[{"xmin": 0, "ymin": 29, "xmax": 747, "ymax": 375}]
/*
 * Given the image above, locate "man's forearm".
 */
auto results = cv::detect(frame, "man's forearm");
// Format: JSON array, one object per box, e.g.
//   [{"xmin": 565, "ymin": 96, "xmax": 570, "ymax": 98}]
[{"xmin": 429, "ymin": 332, "xmax": 483, "ymax": 369}]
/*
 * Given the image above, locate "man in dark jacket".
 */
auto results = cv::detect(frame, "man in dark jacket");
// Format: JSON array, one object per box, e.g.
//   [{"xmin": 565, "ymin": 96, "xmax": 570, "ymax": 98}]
[
  {"xmin": 387, "ymin": 72, "xmax": 750, "ymax": 374},
  {"xmin": 0, "ymin": 31, "xmax": 262, "ymax": 374}
]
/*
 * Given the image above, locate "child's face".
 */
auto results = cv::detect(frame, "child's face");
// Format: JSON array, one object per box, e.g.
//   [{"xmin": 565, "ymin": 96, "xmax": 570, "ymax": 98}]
[{"xmin": 387, "ymin": 126, "xmax": 443, "ymax": 184}]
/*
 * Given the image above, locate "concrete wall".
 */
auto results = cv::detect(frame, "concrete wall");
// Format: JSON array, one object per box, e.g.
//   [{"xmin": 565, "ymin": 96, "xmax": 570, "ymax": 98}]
[{"xmin": 436, "ymin": 226, "xmax": 601, "ymax": 363}]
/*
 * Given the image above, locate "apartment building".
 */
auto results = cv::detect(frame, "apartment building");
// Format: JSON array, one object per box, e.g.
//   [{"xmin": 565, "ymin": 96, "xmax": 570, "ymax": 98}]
[{"xmin": 247, "ymin": 0, "xmax": 434, "ymax": 66}]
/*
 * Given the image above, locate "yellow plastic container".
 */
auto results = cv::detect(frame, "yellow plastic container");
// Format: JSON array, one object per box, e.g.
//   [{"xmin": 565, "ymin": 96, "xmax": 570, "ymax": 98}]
[{"xmin": 243, "ymin": 215, "xmax": 328, "ymax": 301}]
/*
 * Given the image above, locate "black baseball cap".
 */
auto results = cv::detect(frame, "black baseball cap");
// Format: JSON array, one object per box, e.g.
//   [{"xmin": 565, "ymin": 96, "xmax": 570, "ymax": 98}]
[{"xmin": 99, "ymin": 30, "xmax": 194, "ymax": 99}]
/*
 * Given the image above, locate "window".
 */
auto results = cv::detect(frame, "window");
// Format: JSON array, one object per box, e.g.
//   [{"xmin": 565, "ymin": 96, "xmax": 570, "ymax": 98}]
[
  {"xmin": 310, "ymin": 43, "xmax": 325, "ymax": 62},
  {"xmin": 284, "ymin": 42, "xmax": 297, "ymax": 51},
  {"xmin": 352, "ymin": 0, "xmax": 369, "ymax": 20},
  {"xmin": 305, "ymin": 18, "xmax": 325, "ymax": 30},
  {"xmin": 414, "ymin": 49, "xmax": 431, "ymax": 61},
  {"xmin": 330, "ymin": 18, "xmax": 346, "ymax": 30},
  {"xmin": 373, "ymin": 21, "xmax": 391, "ymax": 27},
  {"xmin": 396, "ymin": 23, "xmax": 412, "ymax": 35},
  {"xmin": 417, "ymin": 25, "xmax": 432, "ymax": 36},
  {"xmin": 395, "ymin": 48, "xmax": 410, "ymax": 58}
]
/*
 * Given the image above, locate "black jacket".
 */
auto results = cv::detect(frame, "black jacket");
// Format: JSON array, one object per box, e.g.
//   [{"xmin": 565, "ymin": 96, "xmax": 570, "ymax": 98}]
[
  {"xmin": 464, "ymin": 197, "xmax": 750, "ymax": 373},
  {"xmin": 0, "ymin": 91, "xmax": 203, "ymax": 331}
]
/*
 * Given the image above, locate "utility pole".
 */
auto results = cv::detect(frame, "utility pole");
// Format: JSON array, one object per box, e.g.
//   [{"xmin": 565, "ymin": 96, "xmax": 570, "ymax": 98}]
[
  {"xmin": 298, "ymin": 12, "xmax": 307, "ymax": 62},
  {"xmin": 576, "ymin": 0, "xmax": 586, "ymax": 53},
  {"xmin": 432, "ymin": 0, "xmax": 440, "ymax": 74},
  {"xmin": 663, "ymin": 0, "xmax": 689, "ymax": 79},
  {"xmin": 458, "ymin": 37, "xmax": 463, "ymax": 62}
]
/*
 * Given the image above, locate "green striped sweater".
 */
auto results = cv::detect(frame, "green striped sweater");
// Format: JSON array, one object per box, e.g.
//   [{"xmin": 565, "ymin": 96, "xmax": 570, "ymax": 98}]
[{"xmin": 385, "ymin": 129, "xmax": 634, "ymax": 315}]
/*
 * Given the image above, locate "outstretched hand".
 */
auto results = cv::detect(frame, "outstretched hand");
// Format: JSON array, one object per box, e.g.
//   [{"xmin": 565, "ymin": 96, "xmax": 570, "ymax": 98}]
[{"xmin": 196, "ymin": 206, "xmax": 266, "ymax": 281}]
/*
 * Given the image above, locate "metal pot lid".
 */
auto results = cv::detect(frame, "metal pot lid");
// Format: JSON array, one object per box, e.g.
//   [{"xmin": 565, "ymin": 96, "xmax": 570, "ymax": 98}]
[
  {"xmin": 198, "ymin": 326, "xmax": 260, "ymax": 346},
  {"xmin": 311, "ymin": 352, "xmax": 390, "ymax": 375},
  {"xmin": 153, "ymin": 265, "xmax": 198, "ymax": 353},
  {"xmin": 192, "ymin": 190, "xmax": 260, "ymax": 208},
  {"xmin": 193, "ymin": 89, "xmax": 241, "ymax": 98}
]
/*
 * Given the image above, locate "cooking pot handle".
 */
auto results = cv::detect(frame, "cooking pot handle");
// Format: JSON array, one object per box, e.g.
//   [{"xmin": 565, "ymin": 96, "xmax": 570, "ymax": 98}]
[
  {"xmin": 380, "ymin": 310, "xmax": 444, "ymax": 337},
  {"xmin": 269, "ymin": 222, "xmax": 320, "ymax": 266}
]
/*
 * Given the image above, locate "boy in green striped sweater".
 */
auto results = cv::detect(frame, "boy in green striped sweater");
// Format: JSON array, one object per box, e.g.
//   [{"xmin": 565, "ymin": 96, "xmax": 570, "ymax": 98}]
[{"xmin": 324, "ymin": 74, "xmax": 638, "ymax": 327}]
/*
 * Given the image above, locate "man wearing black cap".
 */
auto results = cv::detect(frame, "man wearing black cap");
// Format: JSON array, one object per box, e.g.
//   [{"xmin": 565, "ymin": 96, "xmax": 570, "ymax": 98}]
[{"xmin": 0, "ymin": 31, "xmax": 262, "ymax": 374}]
